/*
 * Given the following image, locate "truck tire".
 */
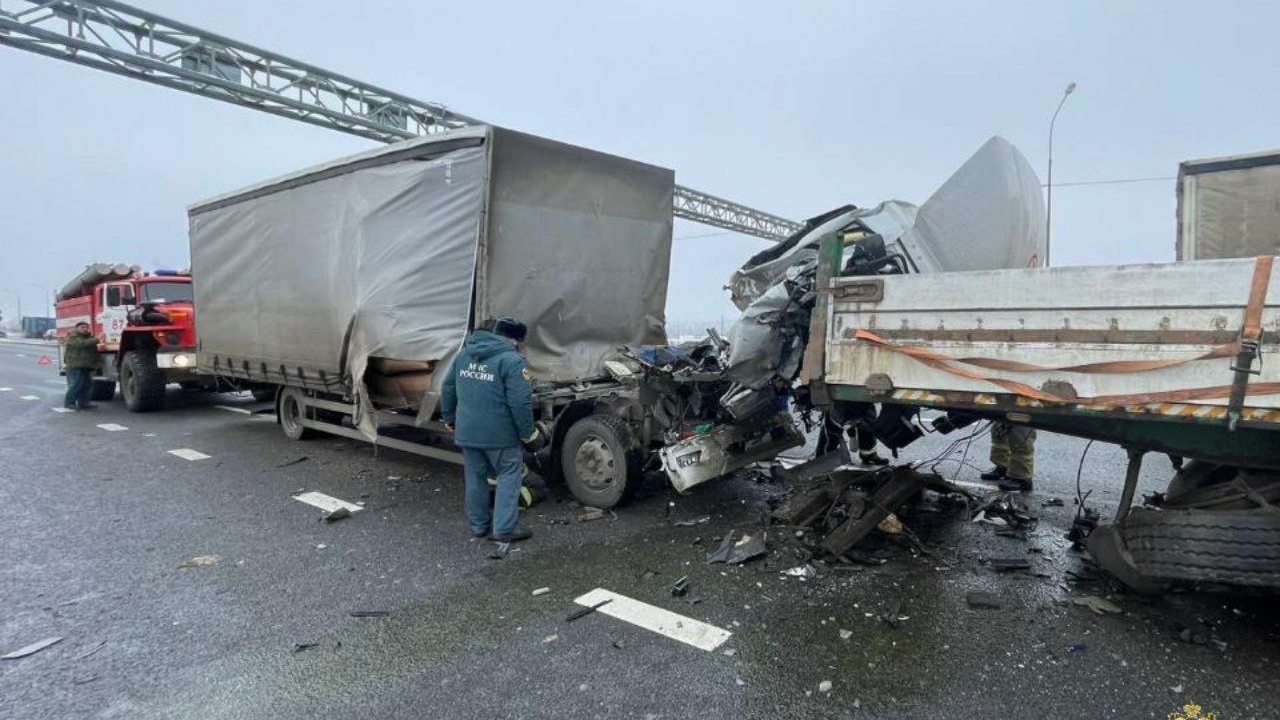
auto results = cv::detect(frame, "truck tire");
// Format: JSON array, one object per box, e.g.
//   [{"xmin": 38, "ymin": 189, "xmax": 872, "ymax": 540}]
[
  {"xmin": 90, "ymin": 379, "xmax": 116, "ymax": 401},
  {"xmin": 120, "ymin": 351, "xmax": 166, "ymax": 412},
  {"xmin": 560, "ymin": 413, "xmax": 641, "ymax": 509},
  {"xmin": 278, "ymin": 387, "xmax": 315, "ymax": 441},
  {"xmin": 1121, "ymin": 507, "xmax": 1280, "ymax": 588}
]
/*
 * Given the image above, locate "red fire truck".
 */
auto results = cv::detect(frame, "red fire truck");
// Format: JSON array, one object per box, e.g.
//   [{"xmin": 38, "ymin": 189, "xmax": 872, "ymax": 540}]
[{"xmin": 55, "ymin": 263, "xmax": 202, "ymax": 411}]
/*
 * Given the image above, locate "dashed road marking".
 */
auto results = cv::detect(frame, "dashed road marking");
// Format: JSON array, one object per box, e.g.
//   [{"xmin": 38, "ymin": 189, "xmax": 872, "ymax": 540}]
[
  {"xmin": 573, "ymin": 588, "xmax": 732, "ymax": 652},
  {"xmin": 0, "ymin": 387, "xmax": 12, "ymax": 392},
  {"xmin": 215, "ymin": 405, "xmax": 252, "ymax": 415},
  {"xmin": 143, "ymin": 433, "xmax": 157, "ymax": 437},
  {"xmin": 19, "ymin": 395, "xmax": 38, "ymax": 401},
  {"xmin": 52, "ymin": 407, "xmax": 74, "ymax": 413},
  {"xmin": 96, "ymin": 423, "xmax": 128, "ymax": 432},
  {"xmin": 292, "ymin": 491, "xmax": 363, "ymax": 514},
  {"xmin": 168, "ymin": 448, "xmax": 210, "ymax": 461}
]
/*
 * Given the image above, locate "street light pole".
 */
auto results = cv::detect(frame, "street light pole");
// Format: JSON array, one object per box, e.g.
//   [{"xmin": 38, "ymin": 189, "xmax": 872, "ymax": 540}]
[{"xmin": 1045, "ymin": 81, "xmax": 1076, "ymax": 268}]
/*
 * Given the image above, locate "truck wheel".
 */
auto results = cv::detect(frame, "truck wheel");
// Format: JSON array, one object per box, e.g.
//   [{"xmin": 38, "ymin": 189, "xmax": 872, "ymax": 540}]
[
  {"xmin": 90, "ymin": 379, "xmax": 116, "ymax": 401},
  {"xmin": 1121, "ymin": 507, "xmax": 1280, "ymax": 588},
  {"xmin": 120, "ymin": 351, "xmax": 165, "ymax": 412},
  {"xmin": 278, "ymin": 387, "xmax": 315, "ymax": 440},
  {"xmin": 561, "ymin": 414, "xmax": 640, "ymax": 508}
]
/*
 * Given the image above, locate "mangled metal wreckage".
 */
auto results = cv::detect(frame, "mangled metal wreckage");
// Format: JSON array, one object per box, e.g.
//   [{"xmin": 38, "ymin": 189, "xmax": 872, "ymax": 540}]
[{"xmin": 652, "ymin": 136, "xmax": 1045, "ymax": 492}]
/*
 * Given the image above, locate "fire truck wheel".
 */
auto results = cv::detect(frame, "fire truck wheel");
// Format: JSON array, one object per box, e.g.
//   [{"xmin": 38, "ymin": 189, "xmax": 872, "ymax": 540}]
[
  {"xmin": 120, "ymin": 350, "xmax": 166, "ymax": 412},
  {"xmin": 560, "ymin": 414, "xmax": 642, "ymax": 509},
  {"xmin": 90, "ymin": 379, "xmax": 116, "ymax": 401}
]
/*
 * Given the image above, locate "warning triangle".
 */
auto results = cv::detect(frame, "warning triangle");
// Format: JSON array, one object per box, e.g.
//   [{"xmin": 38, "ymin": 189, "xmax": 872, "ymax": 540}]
[{"xmin": 37, "ymin": 355, "xmax": 52, "ymax": 366}]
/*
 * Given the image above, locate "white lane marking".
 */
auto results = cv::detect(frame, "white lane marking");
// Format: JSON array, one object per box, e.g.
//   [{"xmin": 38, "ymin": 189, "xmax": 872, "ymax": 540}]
[
  {"xmin": 52, "ymin": 407, "xmax": 74, "ymax": 413},
  {"xmin": 14, "ymin": 354, "xmax": 25, "ymax": 358},
  {"xmin": 573, "ymin": 588, "xmax": 732, "ymax": 652},
  {"xmin": 143, "ymin": 433, "xmax": 157, "ymax": 437},
  {"xmin": 292, "ymin": 491, "xmax": 363, "ymax": 514},
  {"xmin": 19, "ymin": 395, "xmax": 38, "ymax": 400},
  {"xmin": 215, "ymin": 405, "xmax": 252, "ymax": 415},
  {"xmin": 96, "ymin": 423, "xmax": 128, "ymax": 432},
  {"xmin": 46, "ymin": 379, "xmax": 64, "ymax": 385},
  {"xmin": 168, "ymin": 448, "xmax": 210, "ymax": 461},
  {"xmin": 0, "ymin": 387, "xmax": 12, "ymax": 392}
]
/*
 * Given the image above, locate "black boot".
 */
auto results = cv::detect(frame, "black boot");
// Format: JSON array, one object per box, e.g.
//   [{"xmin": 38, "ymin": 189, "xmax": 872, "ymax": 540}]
[
  {"xmin": 997, "ymin": 475, "xmax": 1033, "ymax": 492},
  {"xmin": 980, "ymin": 465, "xmax": 1007, "ymax": 481}
]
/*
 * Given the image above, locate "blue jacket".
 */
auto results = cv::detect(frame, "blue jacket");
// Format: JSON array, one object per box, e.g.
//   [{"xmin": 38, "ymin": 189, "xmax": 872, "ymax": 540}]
[{"xmin": 440, "ymin": 330, "xmax": 536, "ymax": 449}]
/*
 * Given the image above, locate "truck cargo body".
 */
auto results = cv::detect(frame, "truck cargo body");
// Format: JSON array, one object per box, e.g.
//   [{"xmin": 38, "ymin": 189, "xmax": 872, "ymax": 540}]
[
  {"xmin": 188, "ymin": 126, "xmax": 676, "ymax": 507},
  {"xmin": 1178, "ymin": 150, "xmax": 1280, "ymax": 261},
  {"xmin": 810, "ymin": 232, "xmax": 1280, "ymax": 590}
]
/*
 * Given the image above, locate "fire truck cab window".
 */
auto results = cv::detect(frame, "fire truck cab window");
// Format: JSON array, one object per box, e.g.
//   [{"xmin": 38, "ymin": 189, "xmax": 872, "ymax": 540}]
[{"xmin": 106, "ymin": 285, "xmax": 135, "ymax": 307}]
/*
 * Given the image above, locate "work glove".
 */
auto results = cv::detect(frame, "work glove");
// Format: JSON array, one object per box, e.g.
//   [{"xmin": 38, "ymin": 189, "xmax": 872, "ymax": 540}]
[{"xmin": 522, "ymin": 426, "xmax": 547, "ymax": 452}]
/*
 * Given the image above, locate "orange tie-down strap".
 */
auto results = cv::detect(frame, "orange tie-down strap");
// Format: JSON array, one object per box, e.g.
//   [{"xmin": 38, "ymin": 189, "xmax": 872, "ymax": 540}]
[{"xmin": 852, "ymin": 328, "xmax": 1280, "ymax": 407}]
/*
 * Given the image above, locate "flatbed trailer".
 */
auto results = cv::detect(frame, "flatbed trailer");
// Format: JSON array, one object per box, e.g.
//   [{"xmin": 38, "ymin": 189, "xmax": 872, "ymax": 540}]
[{"xmin": 805, "ymin": 231, "xmax": 1280, "ymax": 590}]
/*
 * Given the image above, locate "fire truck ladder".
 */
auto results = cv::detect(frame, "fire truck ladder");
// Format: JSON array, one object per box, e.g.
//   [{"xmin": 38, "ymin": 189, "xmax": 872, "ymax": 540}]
[{"xmin": 0, "ymin": 0, "xmax": 802, "ymax": 241}]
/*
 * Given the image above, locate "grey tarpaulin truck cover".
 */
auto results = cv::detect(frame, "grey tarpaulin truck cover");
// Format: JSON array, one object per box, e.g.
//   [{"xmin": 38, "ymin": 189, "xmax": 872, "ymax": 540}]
[{"xmin": 187, "ymin": 125, "xmax": 674, "ymax": 430}]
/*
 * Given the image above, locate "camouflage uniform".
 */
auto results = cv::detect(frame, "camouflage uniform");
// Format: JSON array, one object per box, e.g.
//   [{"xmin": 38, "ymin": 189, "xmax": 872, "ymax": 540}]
[{"xmin": 989, "ymin": 422, "xmax": 1035, "ymax": 481}]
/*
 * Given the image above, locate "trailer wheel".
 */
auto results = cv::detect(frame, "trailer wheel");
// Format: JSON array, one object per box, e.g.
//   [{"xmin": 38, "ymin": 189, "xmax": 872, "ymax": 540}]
[
  {"xmin": 90, "ymin": 379, "xmax": 116, "ymax": 401},
  {"xmin": 1121, "ymin": 507, "xmax": 1280, "ymax": 588},
  {"xmin": 561, "ymin": 414, "xmax": 640, "ymax": 508},
  {"xmin": 120, "ymin": 351, "xmax": 165, "ymax": 412},
  {"xmin": 278, "ymin": 387, "xmax": 315, "ymax": 441}
]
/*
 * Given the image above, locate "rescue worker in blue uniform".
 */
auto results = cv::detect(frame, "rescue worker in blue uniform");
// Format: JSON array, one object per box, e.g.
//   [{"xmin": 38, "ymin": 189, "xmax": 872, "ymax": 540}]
[{"xmin": 440, "ymin": 317, "xmax": 545, "ymax": 543}]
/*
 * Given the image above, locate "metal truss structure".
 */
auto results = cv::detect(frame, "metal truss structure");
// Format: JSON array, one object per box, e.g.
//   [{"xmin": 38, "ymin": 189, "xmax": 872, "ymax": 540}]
[{"xmin": 0, "ymin": 0, "xmax": 801, "ymax": 240}]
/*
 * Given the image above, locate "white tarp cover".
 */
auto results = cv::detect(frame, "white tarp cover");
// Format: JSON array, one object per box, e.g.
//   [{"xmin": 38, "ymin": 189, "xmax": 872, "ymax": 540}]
[
  {"xmin": 896, "ymin": 135, "xmax": 1046, "ymax": 272},
  {"xmin": 189, "ymin": 126, "xmax": 674, "ymax": 428},
  {"xmin": 481, "ymin": 129, "xmax": 674, "ymax": 381}
]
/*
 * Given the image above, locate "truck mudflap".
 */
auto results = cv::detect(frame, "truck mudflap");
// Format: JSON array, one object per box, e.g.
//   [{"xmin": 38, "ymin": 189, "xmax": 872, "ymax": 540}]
[{"xmin": 660, "ymin": 415, "xmax": 804, "ymax": 493}]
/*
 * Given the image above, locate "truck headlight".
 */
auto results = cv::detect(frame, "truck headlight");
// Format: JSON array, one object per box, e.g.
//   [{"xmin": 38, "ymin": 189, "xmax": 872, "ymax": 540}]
[{"xmin": 172, "ymin": 353, "xmax": 192, "ymax": 368}]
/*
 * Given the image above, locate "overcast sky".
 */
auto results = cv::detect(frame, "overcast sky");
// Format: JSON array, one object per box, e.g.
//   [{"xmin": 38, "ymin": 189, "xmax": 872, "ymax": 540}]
[{"xmin": 2, "ymin": 1, "xmax": 1278, "ymax": 327}]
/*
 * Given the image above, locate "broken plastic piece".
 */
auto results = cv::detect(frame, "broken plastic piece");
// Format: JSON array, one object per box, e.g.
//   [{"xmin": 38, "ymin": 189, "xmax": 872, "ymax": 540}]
[
  {"xmin": 781, "ymin": 565, "xmax": 817, "ymax": 578},
  {"xmin": 565, "ymin": 598, "xmax": 612, "ymax": 622},
  {"xmin": 177, "ymin": 555, "xmax": 219, "ymax": 569},
  {"xmin": 531, "ymin": 587, "xmax": 551, "ymax": 597},
  {"xmin": 705, "ymin": 531, "xmax": 767, "ymax": 564},
  {"xmin": 671, "ymin": 576, "xmax": 689, "ymax": 597}
]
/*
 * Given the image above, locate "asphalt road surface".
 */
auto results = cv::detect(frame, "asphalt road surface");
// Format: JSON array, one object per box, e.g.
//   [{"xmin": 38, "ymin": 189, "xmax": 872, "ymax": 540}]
[{"xmin": 2, "ymin": 339, "xmax": 1277, "ymax": 719}]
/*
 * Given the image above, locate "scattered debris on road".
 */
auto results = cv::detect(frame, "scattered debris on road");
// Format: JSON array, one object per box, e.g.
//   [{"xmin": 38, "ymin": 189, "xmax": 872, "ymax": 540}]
[
  {"xmin": 2, "ymin": 636, "xmax": 63, "ymax": 660},
  {"xmin": 291, "ymin": 643, "xmax": 319, "ymax": 654},
  {"xmin": 324, "ymin": 507, "xmax": 352, "ymax": 523},
  {"xmin": 349, "ymin": 610, "xmax": 390, "ymax": 618},
  {"xmin": 818, "ymin": 680, "xmax": 833, "ymax": 693},
  {"xmin": 706, "ymin": 531, "xmax": 767, "ymax": 564},
  {"xmin": 578, "ymin": 506, "xmax": 608, "ymax": 522},
  {"xmin": 177, "ymin": 554, "xmax": 219, "ymax": 569},
  {"xmin": 670, "ymin": 576, "xmax": 689, "ymax": 597},
  {"xmin": 532, "ymin": 587, "xmax": 551, "ymax": 597},
  {"xmin": 672, "ymin": 516, "xmax": 711, "ymax": 527},
  {"xmin": 566, "ymin": 598, "xmax": 612, "ymax": 622},
  {"xmin": 276, "ymin": 456, "xmax": 309, "ymax": 468},
  {"xmin": 73, "ymin": 641, "xmax": 107, "ymax": 660},
  {"xmin": 1073, "ymin": 595, "xmax": 1123, "ymax": 616}
]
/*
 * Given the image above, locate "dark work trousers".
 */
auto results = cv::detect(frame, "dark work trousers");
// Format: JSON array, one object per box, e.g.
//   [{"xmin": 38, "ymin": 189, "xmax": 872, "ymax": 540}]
[{"xmin": 64, "ymin": 368, "xmax": 93, "ymax": 409}]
